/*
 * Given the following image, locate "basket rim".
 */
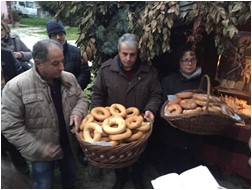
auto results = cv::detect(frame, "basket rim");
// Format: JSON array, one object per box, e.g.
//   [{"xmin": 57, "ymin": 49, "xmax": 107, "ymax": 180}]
[
  {"xmin": 73, "ymin": 122, "xmax": 153, "ymax": 168},
  {"xmin": 159, "ymin": 75, "xmax": 240, "ymax": 134}
]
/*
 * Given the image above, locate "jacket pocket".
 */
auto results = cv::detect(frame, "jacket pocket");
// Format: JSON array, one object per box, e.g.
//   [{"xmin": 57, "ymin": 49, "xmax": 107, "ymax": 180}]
[
  {"xmin": 62, "ymin": 88, "xmax": 77, "ymax": 111},
  {"xmin": 23, "ymin": 92, "xmax": 47, "ymax": 119}
]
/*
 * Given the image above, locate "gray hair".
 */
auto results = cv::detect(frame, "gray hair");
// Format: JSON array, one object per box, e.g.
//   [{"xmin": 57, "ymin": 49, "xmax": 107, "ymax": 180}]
[
  {"xmin": 118, "ymin": 33, "xmax": 139, "ymax": 51},
  {"xmin": 32, "ymin": 39, "xmax": 63, "ymax": 63}
]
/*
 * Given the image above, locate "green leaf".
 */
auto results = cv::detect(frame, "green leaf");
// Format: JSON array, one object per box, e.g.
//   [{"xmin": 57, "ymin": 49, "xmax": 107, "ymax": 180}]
[
  {"xmin": 223, "ymin": 27, "xmax": 228, "ymax": 36},
  {"xmin": 180, "ymin": 11, "xmax": 188, "ymax": 19},
  {"xmin": 215, "ymin": 12, "xmax": 221, "ymax": 23},
  {"xmin": 70, "ymin": 5, "xmax": 77, "ymax": 13},
  {"xmin": 151, "ymin": 20, "xmax": 157, "ymax": 31},
  {"xmin": 144, "ymin": 25, "xmax": 151, "ymax": 32},
  {"xmin": 217, "ymin": 6, "xmax": 227, "ymax": 19},
  {"xmin": 148, "ymin": 10, "xmax": 154, "ymax": 20},
  {"xmin": 228, "ymin": 25, "xmax": 238, "ymax": 38},
  {"xmin": 167, "ymin": 7, "xmax": 175, "ymax": 14},
  {"xmin": 231, "ymin": 2, "xmax": 243, "ymax": 13},
  {"xmin": 221, "ymin": 19, "xmax": 229, "ymax": 27},
  {"xmin": 167, "ymin": 16, "xmax": 173, "ymax": 29}
]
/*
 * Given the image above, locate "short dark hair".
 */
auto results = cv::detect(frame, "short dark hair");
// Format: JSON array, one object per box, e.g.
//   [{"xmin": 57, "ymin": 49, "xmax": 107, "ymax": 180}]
[
  {"xmin": 177, "ymin": 43, "xmax": 196, "ymax": 61},
  {"xmin": 32, "ymin": 39, "xmax": 63, "ymax": 63}
]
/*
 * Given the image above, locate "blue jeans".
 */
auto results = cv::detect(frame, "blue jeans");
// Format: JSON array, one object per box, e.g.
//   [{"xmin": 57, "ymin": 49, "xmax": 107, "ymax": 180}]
[{"xmin": 31, "ymin": 146, "xmax": 76, "ymax": 189}]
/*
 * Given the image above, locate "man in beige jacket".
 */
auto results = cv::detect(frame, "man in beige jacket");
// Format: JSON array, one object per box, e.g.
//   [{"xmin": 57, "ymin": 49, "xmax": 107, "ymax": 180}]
[{"xmin": 1, "ymin": 39, "xmax": 89, "ymax": 188}]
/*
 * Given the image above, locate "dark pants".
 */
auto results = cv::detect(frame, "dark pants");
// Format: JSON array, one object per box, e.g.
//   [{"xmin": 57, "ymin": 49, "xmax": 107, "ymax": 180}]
[
  {"xmin": 31, "ymin": 145, "xmax": 76, "ymax": 189},
  {"xmin": 113, "ymin": 140, "xmax": 154, "ymax": 189},
  {"xmin": 1, "ymin": 134, "xmax": 29, "ymax": 174},
  {"xmin": 156, "ymin": 118, "xmax": 203, "ymax": 174},
  {"xmin": 114, "ymin": 160, "xmax": 145, "ymax": 189}
]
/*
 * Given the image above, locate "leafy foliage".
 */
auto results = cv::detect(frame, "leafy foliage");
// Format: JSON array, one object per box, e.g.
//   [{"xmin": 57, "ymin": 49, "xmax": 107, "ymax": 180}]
[
  {"xmin": 11, "ymin": 10, "xmax": 21, "ymax": 22},
  {"xmin": 37, "ymin": 1, "xmax": 58, "ymax": 17},
  {"xmin": 37, "ymin": 1, "xmax": 79, "ymax": 26},
  {"xmin": 182, "ymin": 2, "xmax": 251, "ymax": 53},
  {"xmin": 44, "ymin": 1, "xmax": 250, "ymax": 73}
]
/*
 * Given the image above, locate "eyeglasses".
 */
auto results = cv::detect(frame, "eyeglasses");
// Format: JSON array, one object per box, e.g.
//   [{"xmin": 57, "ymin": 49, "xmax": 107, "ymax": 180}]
[
  {"xmin": 181, "ymin": 58, "xmax": 197, "ymax": 64},
  {"xmin": 51, "ymin": 32, "xmax": 65, "ymax": 38}
]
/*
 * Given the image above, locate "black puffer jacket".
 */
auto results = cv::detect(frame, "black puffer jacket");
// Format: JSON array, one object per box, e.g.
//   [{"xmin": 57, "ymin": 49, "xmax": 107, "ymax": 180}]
[
  {"xmin": 159, "ymin": 68, "xmax": 205, "ymax": 150},
  {"xmin": 161, "ymin": 69, "xmax": 205, "ymax": 102},
  {"xmin": 1, "ymin": 47, "xmax": 23, "ymax": 83},
  {"xmin": 63, "ymin": 42, "xmax": 91, "ymax": 90}
]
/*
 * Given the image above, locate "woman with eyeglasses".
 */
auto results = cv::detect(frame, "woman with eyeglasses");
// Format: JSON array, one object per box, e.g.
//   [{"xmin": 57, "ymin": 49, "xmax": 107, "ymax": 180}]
[
  {"xmin": 156, "ymin": 43, "xmax": 205, "ymax": 175},
  {"xmin": 1, "ymin": 21, "xmax": 33, "ymax": 71},
  {"xmin": 161, "ymin": 44, "xmax": 203, "ymax": 102}
]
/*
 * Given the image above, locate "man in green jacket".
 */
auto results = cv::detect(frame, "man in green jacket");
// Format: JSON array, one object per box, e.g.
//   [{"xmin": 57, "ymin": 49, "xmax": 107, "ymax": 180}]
[{"xmin": 1, "ymin": 39, "xmax": 89, "ymax": 188}]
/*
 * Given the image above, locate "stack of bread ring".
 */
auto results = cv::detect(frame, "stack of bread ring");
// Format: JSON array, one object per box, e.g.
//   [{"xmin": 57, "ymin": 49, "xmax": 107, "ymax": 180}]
[
  {"xmin": 79, "ymin": 103, "xmax": 151, "ymax": 146},
  {"xmin": 165, "ymin": 91, "xmax": 236, "ymax": 118}
]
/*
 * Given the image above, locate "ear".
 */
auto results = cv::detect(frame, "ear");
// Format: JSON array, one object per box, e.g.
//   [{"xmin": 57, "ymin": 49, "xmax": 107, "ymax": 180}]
[{"xmin": 34, "ymin": 59, "xmax": 42, "ymax": 69}]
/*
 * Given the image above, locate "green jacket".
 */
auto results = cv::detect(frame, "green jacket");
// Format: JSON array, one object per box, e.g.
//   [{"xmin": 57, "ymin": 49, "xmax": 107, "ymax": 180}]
[{"xmin": 1, "ymin": 66, "xmax": 89, "ymax": 161}]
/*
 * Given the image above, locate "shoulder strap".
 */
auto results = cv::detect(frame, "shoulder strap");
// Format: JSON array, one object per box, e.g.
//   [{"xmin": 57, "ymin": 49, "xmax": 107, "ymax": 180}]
[
  {"xmin": 10, "ymin": 36, "xmax": 17, "ymax": 51},
  {"xmin": 13, "ymin": 37, "xmax": 17, "ymax": 51}
]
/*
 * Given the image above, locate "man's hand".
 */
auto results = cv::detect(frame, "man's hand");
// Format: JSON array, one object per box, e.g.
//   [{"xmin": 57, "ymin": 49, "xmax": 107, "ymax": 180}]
[
  {"xmin": 69, "ymin": 114, "xmax": 81, "ymax": 131},
  {"xmin": 41, "ymin": 143, "xmax": 61, "ymax": 159},
  {"xmin": 143, "ymin": 110, "xmax": 154, "ymax": 122}
]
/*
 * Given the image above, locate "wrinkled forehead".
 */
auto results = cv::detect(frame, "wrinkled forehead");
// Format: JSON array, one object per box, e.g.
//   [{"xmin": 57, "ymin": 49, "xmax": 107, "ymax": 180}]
[{"xmin": 120, "ymin": 41, "xmax": 138, "ymax": 49}]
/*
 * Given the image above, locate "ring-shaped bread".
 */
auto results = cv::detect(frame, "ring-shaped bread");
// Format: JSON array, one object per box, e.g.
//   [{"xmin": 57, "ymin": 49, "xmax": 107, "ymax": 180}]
[
  {"xmin": 125, "ymin": 115, "xmax": 143, "ymax": 129},
  {"xmin": 80, "ymin": 114, "xmax": 94, "ymax": 130},
  {"xmin": 83, "ymin": 122, "xmax": 103, "ymax": 142},
  {"xmin": 102, "ymin": 116, "xmax": 126, "ymax": 135},
  {"xmin": 176, "ymin": 91, "xmax": 194, "ymax": 99},
  {"xmin": 109, "ymin": 128, "xmax": 132, "ymax": 141},
  {"xmin": 91, "ymin": 107, "xmax": 111, "ymax": 121},
  {"xmin": 78, "ymin": 130, "xmax": 84, "ymax": 138},
  {"xmin": 182, "ymin": 107, "xmax": 202, "ymax": 115},
  {"xmin": 166, "ymin": 103, "xmax": 182, "ymax": 115},
  {"xmin": 109, "ymin": 140, "xmax": 119, "ymax": 146},
  {"xmin": 136, "ymin": 122, "xmax": 151, "ymax": 132},
  {"xmin": 202, "ymin": 105, "xmax": 222, "ymax": 113},
  {"xmin": 193, "ymin": 93, "xmax": 208, "ymax": 101},
  {"xmin": 126, "ymin": 107, "xmax": 140, "ymax": 118},
  {"xmin": 100, "ymin": 136, "xmax": 120, "ymax": 146},
  {"xmin": 180, "ymin": 99, "xmax": 197, "ymax": 109},
  {"xmin": 125, "ymin": 130, "xmax": 144, "ymax": 142},
  {"xmin": 194, "ymin": 99, "xmax": 207, "ymax": 107},
  {"xmin": 109, "ymin": 103, "xmax": 127, "ymax": 118},
  {"xmin": 167, "ymin": 98, "xmax": 181, "ymax": 106}
]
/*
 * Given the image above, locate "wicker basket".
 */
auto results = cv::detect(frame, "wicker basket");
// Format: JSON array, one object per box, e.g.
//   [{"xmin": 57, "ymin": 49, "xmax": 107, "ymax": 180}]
[
  {"xmin": 74, "ymin": 123, "xmax": 152, "ymax": 169},
  {"xmin": 160, "ymin": 75, "xmax": 238, "ymax": 135}
]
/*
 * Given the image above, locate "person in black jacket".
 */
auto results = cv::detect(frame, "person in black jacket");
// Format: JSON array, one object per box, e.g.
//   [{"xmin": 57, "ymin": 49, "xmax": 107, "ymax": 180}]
[
  {"xmin": 46, "ymin": 20, "xmax": 91, "ymax": 90},
  {"xmin": 1, "ymin": 47, "xmax": 23, "ymax": 86},
  {"xmin": 157, "ymin": 43, "xmax": 204, "ymax": 174},
  {"xmin": 46, "ymin": 20, "xmax": 90, "ymax": 166},
  {"xmin": 1, "ymin": 47, "xmax": 29, "ymax": 175}
]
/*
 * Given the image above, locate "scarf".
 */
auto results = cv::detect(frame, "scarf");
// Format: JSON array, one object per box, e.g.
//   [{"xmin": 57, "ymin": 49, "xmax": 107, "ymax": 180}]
[{"xmin": 180, "ymin": 67, "xmax": 202, "ymax": 80}]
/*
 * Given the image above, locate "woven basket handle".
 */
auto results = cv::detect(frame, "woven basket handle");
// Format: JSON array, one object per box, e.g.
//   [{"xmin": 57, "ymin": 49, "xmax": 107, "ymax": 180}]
[{"xmin": 198, "ymin": 74, "xmax": 211, "ymax": 112}]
